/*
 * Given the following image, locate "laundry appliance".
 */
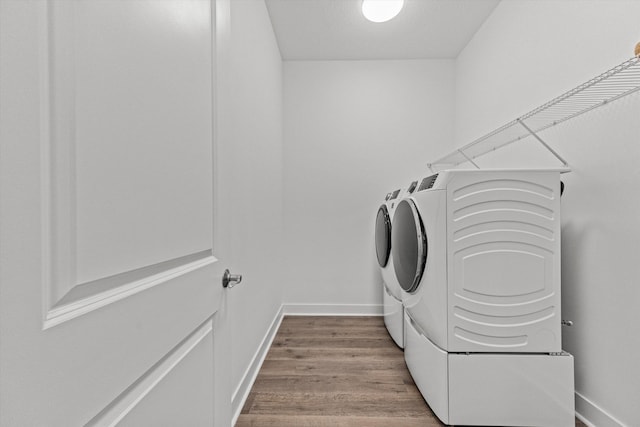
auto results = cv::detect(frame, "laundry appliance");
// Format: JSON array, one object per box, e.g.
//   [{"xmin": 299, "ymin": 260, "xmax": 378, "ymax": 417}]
[
  {"xmin": 376, "ymin": 184, "xmax": 413, "ymax": 348},
  {"xmin": 391, "ymin": 169, "xmax": 575, "ymax": 426}
]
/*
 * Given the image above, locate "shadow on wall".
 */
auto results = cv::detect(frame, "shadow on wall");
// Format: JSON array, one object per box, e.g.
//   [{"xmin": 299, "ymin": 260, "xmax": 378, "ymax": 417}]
[
  {"xmin": 560, "ymin": 220, "xmax": 591, "ymax": 352},
  {"xmin": 371, "ymin": 234, "xmax": 383, "ymax": 305}
]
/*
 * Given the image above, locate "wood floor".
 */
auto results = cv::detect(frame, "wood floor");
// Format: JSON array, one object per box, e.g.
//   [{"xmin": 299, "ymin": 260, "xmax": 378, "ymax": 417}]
[{"xmin": 236, "ymin": 316, "xmax": 587, "ymax": 427}]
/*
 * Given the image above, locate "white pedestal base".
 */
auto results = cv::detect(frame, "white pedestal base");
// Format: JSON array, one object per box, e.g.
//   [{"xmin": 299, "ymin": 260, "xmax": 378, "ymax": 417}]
[
  {"xmin": 405, "ymin": 313, "xmax": 575, "ymax": 426},
  {"xmin": 383, "ymin": 284, "xmax": 403, "ymax": 348}
]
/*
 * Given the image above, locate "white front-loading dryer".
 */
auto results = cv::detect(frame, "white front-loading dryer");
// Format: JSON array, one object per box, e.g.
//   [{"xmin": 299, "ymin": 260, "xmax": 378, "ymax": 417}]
[
  {"xmin": 392, "ymin": 180, "xmax": 448, "ymax": 349},
  {"xmin": 375, "ymin": 186, "xmax": 407, "ymax": 348}
]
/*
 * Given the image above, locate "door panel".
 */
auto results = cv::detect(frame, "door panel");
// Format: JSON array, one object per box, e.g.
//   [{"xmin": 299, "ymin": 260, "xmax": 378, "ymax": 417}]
[
  {"xmin": 88, "ymin": 320, "xmax": 215, "ymax": 427},
  {"xmin": 70, "ymin": 0, "xmax": 213, "ymax": 285},
  {"xmin": 46, "ymin": 0, "xmax": 215, "ymax": 317},
  {"xmin": 0, "ymin": 1, "xmax": 229, "ymax": 425},
  {"xmin": 115, "ymin": 333, "xmax": 215, "ymax": 427}
]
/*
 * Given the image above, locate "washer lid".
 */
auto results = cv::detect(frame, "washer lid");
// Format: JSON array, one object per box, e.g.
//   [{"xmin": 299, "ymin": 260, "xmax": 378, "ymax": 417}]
[
  {"xmin": 375, "ymin": 205, "xmax": 392, "ymax": 268},
  {"xmin": 392, "ymin": 199, "xmax": 427, "ymax": 293}
]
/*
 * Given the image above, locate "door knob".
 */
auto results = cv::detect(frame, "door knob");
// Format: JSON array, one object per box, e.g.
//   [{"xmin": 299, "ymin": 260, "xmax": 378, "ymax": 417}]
[{"xmin": 222, "ymin": 269, "xmax": 242, "ymax": 289}]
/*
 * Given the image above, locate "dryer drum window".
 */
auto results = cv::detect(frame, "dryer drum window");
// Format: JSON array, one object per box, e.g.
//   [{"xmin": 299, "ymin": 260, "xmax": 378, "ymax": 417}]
[
  {"xmin": 375, "ymin": 205, "xmax": 392, "ymax": 267},
  {"xmin": 392, "ymin": 199, "xmax": 427, "ymax": 293}
]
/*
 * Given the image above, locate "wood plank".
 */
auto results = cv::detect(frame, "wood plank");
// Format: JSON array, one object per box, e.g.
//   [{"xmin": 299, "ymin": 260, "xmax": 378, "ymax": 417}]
[
  {"xmin": 265, "ymin": 346, "xmax": 401, "ymax": 361},
  {"xmin": 236, "ymin": 414, "xmax": 442, "ymax": 427},
  {"xmin": 251, "ymin": 374, "xmax": 409, "ymax": 394},
  {"xmin": 279, "ymin": 316, "xmax": 384, "ymax": 328},
  {"xmin": 276, "ymin": 325, "xmax": 387, "ymax": 338},
  {"xmin": 243, "ymin": 391, "xmax": 431, "ymax": 417},
  {"xmin": 271, "ymin": 336, "xmax": 391, "ymax": 349},
  {"xmin": 258, "ymin": 359, "xmax": 410, "ymax": 377}
]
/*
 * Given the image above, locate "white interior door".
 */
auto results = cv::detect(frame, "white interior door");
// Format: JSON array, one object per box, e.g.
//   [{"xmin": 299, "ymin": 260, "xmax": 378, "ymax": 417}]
[{"xmin": 0, "ymin": 1, "xmax": 231, "ymax": 425}]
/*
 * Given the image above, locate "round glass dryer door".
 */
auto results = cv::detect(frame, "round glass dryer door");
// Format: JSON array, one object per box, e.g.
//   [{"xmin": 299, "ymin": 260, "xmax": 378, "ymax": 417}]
[
  {"xmin": 375, "ymin": 205, "xmax": 391, "ymax": 267},
  {"xmin": 391, "ymin": 199, "xmax": 427, "ymax": 293}
]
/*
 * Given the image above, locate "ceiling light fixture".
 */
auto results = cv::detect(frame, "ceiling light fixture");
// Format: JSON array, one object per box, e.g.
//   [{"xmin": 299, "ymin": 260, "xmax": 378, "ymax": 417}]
[{"xmin": 362, "ymin": 0, "xmax": 404, "ymax": 23}]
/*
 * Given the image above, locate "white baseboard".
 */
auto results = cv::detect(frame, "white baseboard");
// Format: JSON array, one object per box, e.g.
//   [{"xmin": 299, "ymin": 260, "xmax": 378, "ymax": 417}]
[
  {"xmin": 283, "ymin": 303, "xmax": 383, "ymax": 316},
  {"xmin": 575, "ymin": 391, "xmax": 627, "ymax": 427},
  {"xmin": 231, "ymin": 305, "xmax": 284, "ymax": 426}
]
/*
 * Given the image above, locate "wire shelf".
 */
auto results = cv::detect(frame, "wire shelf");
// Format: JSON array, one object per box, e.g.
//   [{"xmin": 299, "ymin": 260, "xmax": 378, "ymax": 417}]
[{"xmin": 428, "ymin": 56, "xmax": 640, "ymax": 172}]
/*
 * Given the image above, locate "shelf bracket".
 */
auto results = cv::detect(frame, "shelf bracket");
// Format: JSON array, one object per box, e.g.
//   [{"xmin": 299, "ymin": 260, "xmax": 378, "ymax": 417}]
[
  {"xmin": 458, "ymin": 149, "xmax": 481, "ymax": 169},
  {"xmin": 516, "ymin": 119, "xmax": 570, "ymax": 169}
]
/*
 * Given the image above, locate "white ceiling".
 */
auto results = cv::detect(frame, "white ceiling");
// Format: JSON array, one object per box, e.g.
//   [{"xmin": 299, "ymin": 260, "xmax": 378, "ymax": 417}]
[{"xmin": 264, "ymin": 0, "xmax": 501, "ymax": 60}]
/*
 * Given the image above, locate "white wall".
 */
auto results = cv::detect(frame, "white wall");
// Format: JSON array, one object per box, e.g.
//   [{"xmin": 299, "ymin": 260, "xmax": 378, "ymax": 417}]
[
  {"xmin": 218, "ymin": 0, "xmax": 284, "ymax": 401},
  {"xmin": 455, "ymin": 1, "xmax": 640, "ymax": 425},
  {"xmin": 283, "ymin": 60, "xmax": 455, "ymax": 309}
]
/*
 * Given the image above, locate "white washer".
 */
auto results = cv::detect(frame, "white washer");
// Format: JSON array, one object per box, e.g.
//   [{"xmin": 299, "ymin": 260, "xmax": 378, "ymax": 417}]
[
  {"xmin": 376, "ymin": 185, "xmax": 410, "ymax": 348},
  {"xmin": 392, "ymin": 169, "xmax": 575, "ymax": 426}
]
